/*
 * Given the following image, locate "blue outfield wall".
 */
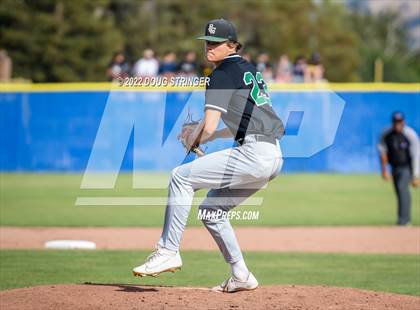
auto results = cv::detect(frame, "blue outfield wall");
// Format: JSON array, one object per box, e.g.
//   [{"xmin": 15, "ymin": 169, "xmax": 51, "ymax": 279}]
[{"xmin": 1, "ymin": 86, "xmax": 419, "ymax": 173}]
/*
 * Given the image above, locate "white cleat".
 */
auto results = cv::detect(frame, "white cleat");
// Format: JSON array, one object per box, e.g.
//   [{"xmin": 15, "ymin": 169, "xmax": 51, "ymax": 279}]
[
  {"xmin": 212, "ymin": 272, "xmax": 259, "ymax": 293},
  {"xmin": 132, "ymin": 246, "xmax": 182, "ymax": 278}
]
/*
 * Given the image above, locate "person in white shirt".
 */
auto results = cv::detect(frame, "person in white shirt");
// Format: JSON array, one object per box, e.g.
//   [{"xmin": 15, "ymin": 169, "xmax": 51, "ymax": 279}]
[{"xmin": 133, "ymin": 49, "xmax": 159, "ymax": 77}]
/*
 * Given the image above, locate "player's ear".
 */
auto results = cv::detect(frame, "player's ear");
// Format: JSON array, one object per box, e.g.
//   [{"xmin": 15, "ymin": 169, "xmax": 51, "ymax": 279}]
[
  {"xmin": 227, "ymin": 41, "xmax": 234, "ymax": 50},
  {"xmin": 227, "ymin": 41, "xmax": 241, "ymax": 52}
]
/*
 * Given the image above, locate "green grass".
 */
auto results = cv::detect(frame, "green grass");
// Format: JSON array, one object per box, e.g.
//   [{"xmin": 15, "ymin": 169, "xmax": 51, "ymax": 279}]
[
  {"xmin": 0, "ymin": 250, "xmax": 419, "ymax": 295},
  {"xmin": 1, "ymin": 173, "xmax": 419, "ymax": 226}
]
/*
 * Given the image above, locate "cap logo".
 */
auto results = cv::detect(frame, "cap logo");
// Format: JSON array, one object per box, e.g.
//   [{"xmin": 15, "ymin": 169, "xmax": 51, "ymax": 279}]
[{"xmin": 208, "ymin": 24, "xmax": 216, "ymax": 34}]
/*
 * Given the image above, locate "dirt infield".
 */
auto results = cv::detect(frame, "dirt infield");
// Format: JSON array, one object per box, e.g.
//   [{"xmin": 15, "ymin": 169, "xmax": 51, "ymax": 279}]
[
  {"xmin": 2, "ymin": 227, "xmax": 419, "ymax": 309},
  {"xmin": 1, "ymin": 226, "xmax": 419, "ymax": 254},
  {"xmin": 1, "ymin": 284, "xmax": 419, "ymax": 310}
]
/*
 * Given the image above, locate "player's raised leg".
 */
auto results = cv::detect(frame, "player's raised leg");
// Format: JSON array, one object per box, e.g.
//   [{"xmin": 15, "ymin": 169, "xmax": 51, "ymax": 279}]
[
  {"xmin": 133, "ymin": 146, "xmax": 244, "ymax": 277},
  {"xmin": 133, "ymin": 141, "xmax": 280, "ymax": 277}
]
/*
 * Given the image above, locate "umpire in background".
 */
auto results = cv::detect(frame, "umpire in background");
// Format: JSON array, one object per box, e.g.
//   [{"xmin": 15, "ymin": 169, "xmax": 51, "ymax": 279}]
[{"xmin": 378, "ymin": 112, "xmax": 420, "ymax": 226}]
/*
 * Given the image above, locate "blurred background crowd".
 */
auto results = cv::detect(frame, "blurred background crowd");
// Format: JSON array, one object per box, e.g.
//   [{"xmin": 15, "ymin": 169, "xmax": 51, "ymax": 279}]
[
  {"xmin": 0, "ymin": 0, "xmax": 419, "ymax": 83},
  {"xmin": 106, "ymin": 49, "xmax": 325, "ymax": 83}
]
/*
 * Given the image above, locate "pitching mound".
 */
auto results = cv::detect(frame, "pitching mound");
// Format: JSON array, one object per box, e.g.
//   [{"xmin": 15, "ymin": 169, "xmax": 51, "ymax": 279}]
[{"xmin": 1, "ymin": 284, "xmax": 419, "ymax": 310}]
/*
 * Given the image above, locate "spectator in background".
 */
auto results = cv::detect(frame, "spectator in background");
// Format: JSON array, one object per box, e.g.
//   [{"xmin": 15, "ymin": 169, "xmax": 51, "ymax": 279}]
[
  {"xmin": 256, "ymin": 52, "xmax": 269, "ymax": 73},
  {"xmin": 106, "ymin": 52, "xmax": 130, "ymax": 81},
  {"xmin": 256, "ymin": 52, "xmax": 273, "ymax": 82},
  {"xmin": 133, "ymin": 48, "xmax": 159, "ymax": 77},
  {"xmin": 292, "ymin": 55, "xmax": 306, "ymax": 83},
  {"xmin": 378, "ymin": 112, "xmax": 420, "ymax": 226},
  {"xmin": 0, "ymin": 49, "xmax": 12, "ymax": 82},
  {"xmin": 241, "ymin": 52, "xmax": 252, "ymax": 64},
  {"xmin": 177, "ymin": 50, "xmax": 198, "ymax": 77},
  {"xmin": 159, "ymin": 51, "xmax": 177, "ymax": 78},
  {"xmin": 304, "ymin": 52, "xmax": 324, "ymax": 83},
  {"xmin": 275, "ymin": 54, "xmax": 292, "ymax": 83},
  {"xmin": 201, "ymin": 61, "xmax": 213, "ymax": 77}
]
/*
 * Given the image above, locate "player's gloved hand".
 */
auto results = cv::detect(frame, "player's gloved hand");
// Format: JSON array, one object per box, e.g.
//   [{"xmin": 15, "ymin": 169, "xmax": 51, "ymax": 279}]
[
  {"xmin": 178, "ymin": 112, "xmax": 205, "ymax": 156},
  {"xmin": 177, "ymin": 126, "xmax": 194, "ymax": 142},
  {"xmin": 381, "ymin": 170, "xmax": 390, "ymax": 181},
  {"xmin": 185, "ymin": 132, "xmax": 196, "ymax": 150},
  {"xmin": 411, "ymin": 178, "xmax": 419, "ymax": 188}
]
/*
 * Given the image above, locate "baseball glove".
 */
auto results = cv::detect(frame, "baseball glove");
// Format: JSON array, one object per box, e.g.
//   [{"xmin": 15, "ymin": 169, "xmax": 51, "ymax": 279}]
[{"xmin": 178, "ymin": 111, "xmax": 205, "ymax": 157}]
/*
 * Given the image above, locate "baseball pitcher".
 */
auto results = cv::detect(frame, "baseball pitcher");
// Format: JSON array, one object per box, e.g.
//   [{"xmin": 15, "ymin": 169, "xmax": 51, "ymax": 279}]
[{"xmin": 133, "ymin": 18, "xmax": 284, "ymax": 293}]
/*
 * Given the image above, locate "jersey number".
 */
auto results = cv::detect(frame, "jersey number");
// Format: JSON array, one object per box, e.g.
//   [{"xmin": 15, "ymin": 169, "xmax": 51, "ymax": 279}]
[{"xmin": 243, "ymin": 71, "xmax": 272, "ymax": 106}]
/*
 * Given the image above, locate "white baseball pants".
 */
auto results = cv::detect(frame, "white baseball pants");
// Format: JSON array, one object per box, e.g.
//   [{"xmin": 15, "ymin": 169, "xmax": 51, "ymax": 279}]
[{"xmin": 158, "ymin": 136, "xmax": 282, "ymax": 263}]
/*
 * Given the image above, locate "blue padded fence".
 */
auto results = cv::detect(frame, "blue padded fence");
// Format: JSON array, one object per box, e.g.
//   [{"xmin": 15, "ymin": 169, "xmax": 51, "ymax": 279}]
[{"xmin": 1, "ymin": 86, "xmax": 419, "ymax": 173}]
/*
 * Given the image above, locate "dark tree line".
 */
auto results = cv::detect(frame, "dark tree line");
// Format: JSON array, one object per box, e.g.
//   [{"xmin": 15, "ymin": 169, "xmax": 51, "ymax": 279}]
[{"xmin": 0, "ymin": 0, "xmax": 418, "ymax": 82}]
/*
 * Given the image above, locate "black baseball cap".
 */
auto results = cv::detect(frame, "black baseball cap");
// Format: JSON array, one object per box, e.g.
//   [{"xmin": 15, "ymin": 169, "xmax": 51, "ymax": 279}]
[
  {"xmin": 197, "ymin": 19, "xmax": 239, "ymax": 44},
  {"xmin": 392, "ymin": 111, "xmax": 405, "ymax": 123}
]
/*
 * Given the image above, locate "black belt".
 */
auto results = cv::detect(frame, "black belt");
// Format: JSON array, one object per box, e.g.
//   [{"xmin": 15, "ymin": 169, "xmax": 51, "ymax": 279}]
[{"xmin": 236, "ymin": 134, "xmax": 277, "ymax": 146}]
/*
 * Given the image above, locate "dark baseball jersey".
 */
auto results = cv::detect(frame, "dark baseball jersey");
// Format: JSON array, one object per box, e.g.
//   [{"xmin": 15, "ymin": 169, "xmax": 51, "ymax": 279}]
[{"xmin": 204, "ymin": 54, "xmax": 284, "ymax": 142}]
